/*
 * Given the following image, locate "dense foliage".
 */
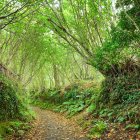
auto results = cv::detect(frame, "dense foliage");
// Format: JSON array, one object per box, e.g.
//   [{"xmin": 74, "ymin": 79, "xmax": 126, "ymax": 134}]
[
  {"xmin": 0, "ymin": 0, "xmax": 140, "ymax": 139},
  {"xmin": 0, "ymin": 73, "xmax": 33, "ymax": 139},
  {"xmin": 0, "ymin": 74, "xmax": 20, "ymax": 120},
  {"xmin": 32, "ymin": 81, "xmax": 101, "ymax": 116}
]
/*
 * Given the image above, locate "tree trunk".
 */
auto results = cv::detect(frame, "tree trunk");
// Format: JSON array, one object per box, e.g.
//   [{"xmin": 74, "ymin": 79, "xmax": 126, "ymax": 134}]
[{"xmin": 53, "ymin": 64, "xmax": 60, "ymax": 88}]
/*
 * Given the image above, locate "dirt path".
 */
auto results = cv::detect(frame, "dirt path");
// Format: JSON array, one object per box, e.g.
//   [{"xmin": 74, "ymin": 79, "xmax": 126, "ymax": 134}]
[{"xmin": 22, "ymin": 107, "xmax": 89, "ymax": 140}]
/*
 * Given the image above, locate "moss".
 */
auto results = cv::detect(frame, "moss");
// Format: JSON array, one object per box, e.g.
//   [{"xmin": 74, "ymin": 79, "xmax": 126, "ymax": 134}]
[
  {"xmin": 0, "ymin": 73, "xmax": 20, "ymax": 120},
  {"xmin": 0, "ymin": 121, "xmax": 32, "ymax": 139},
  {"xmin": 0, "ymin": 73, "xmax": 34, "ymax": 138},
  {"xmin": 0, "ymin": 122, "xmax": 10, "ymax": 136}
]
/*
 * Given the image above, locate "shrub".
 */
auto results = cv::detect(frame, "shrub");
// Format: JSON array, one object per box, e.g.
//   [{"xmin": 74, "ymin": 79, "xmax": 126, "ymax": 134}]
[
  {"xmin": 88, "ymin": 121, "xmax": 107, "ymax": 138},
  {"xmin": 0, "ymin": 74, "xmax": 33, "ymax": 118}
]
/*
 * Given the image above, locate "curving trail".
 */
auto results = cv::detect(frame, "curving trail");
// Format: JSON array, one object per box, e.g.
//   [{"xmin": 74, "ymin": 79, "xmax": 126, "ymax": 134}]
[{"xmin": 22, "ymin": 107, "xmax": 89, "ymax": 140}]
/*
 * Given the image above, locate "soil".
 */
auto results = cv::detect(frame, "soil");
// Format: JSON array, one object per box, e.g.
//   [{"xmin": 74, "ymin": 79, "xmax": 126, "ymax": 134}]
[
  {"xmin": 20, "ymin": 107, "xmax": 89, "ymax": 140},
  {"xmin": 7, "ymin": 107, "xmax": 140, "ymax": 140}
]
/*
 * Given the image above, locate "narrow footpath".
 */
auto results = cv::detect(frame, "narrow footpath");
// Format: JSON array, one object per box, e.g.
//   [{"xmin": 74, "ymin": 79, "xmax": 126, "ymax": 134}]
[{"xmin": 22, "ymin": 107, "xmax": 89, "ymax": 140}]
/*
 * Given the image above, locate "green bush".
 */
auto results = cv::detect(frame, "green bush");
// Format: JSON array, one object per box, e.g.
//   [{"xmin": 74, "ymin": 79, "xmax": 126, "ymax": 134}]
[
  {"xmin": 0, "ymin": 121, "xmax": 31, "ymax": 139},
  {"xmin": 31, "ymin": 83, "xmax": 100, "ymax": 117},
  {"xmin": 0, "ymin": 74, "xmax": 21, "ymax": 120},
  {"xmin": 96, "ymin": 72, "xmax": 140, "ymax": 124},
  {"xmin": 0, "ymin": 73, "xmax": 34, "ymax": 138},
  {"xmin": 99, "ymin": 73, "xmax": 140, "ymax": 106}
]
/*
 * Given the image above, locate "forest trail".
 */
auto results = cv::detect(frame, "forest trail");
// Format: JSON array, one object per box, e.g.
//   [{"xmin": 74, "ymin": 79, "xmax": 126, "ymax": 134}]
[{"xmin": 21, "ymin": 107, "xmax": 89, "ymax": 140}]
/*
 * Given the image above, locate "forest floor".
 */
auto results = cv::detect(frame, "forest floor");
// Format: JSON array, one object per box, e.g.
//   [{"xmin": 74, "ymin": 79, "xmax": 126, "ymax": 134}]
[
  {"xmin": 7, "ymin": 107, "xmax": 140, "ymax": 140},
  {"xmin": 14, "ymin": 107, "xmax": 89, "ymax": 140},
  {"xmin": 6, "ymin": 107, "xmax": 140, "ymax": 140}
]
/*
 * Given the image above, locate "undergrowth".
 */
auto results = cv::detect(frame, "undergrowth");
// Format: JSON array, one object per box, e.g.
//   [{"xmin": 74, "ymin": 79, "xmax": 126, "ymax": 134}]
[
  {"xmin": 31, "ymin": 74, "xmax": 140, "ymax": 139},
  {"xmin": 31, "ymin": 81, "xmax": 101, "ymax": 117},
  {"xmin": 97, "ymin": 73, "xmax": 140, "ymax": 124},
  {"xmin": 0, "ymin": 73, "xmax": 34, "ymax": 139},
  {"xmin": 0, "ymin": 121, "xmax": 31, "ymax": 140}
]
